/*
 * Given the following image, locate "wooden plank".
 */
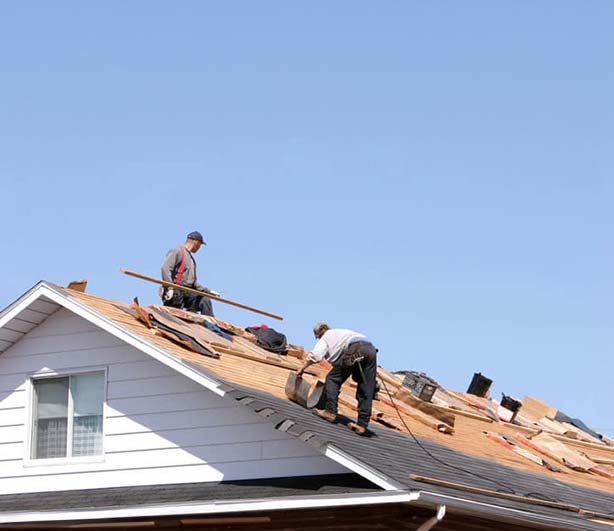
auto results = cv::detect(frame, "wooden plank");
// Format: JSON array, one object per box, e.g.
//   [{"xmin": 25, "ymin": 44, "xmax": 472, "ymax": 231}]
[
  {"xmin": 66, "ymin": 279, "xmax": 88, "ymax": 292},
  {"xmin": 392, "ymin": 388, "xmax": 456, "ymax": 427},
  {"xmin": 409, "ymin": 473, "xmax": 584, "ymax": 513},
  {"xmin": 121, "ymin": 268, "xmax": 284, "ymax": 321},
  {"xmin": 521, "ymin": 396, "xmax": 558, "ymax": 421},
  {"xmin": 378, "ymin": 395, "xmax": 454, "ymax": 434}
]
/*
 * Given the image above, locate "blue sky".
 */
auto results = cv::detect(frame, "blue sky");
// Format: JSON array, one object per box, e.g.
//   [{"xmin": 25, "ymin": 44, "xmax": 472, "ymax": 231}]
[{"xmin": 1, "ymin": 2, "xmax": 612, "ymax": 434}]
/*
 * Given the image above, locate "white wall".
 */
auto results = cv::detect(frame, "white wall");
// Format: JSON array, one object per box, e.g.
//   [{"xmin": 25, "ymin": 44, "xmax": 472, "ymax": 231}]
[{"xmin": 0, "ymin": 308, "xmax": 346, "ymax": 494}]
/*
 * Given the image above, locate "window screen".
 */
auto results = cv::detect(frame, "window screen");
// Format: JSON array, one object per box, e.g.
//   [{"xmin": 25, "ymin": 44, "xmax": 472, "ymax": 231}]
[{"xmin": 32, "ymin": 372, "xmax": 104, "ymax": 459}]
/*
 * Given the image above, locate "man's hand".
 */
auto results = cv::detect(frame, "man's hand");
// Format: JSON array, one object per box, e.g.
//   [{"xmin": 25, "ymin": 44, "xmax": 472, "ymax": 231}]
[
  {"xmin": 296, "ymin": 360, "xmax": 314, "ymax": 378},
  {"xmin": 163, "ymin": 288, "xmax": 174, "ymax": 302},
  {"xmin": 208, "ymin": 289, "xmax": 221, "ymax": 297}
]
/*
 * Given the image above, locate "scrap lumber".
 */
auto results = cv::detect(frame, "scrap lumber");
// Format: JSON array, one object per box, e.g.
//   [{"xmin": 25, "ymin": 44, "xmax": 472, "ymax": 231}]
[
  {"xmin": 378, "ymin": 395, "xmax": 454, "ymax": 434},
  {"xmin": 409, "ymin": 474, "xmax": 585, "ymax": 513},
  {"xmin": 286, "ymin": 344, "xmax": 307, "ymax": 359},
  {"xmin": 121, "ymin": 268, "xmax": 284, "ymax": 320},
  {"xmin": 588, "ymin": 456, "xmax": 614, "ymax": 466},
  {"xmin": 338, "ymin": 393, "xmax": 402, "ymax": 431},
  {"xmin": 559, "ymin": 421, "xmax": 606, "ymax": 446},
  {"xmin": 66, "ymin": 279, "xmax": 87, "ymax": 292},
  {"xmin": 448, "ymin": 391, "xmax": 499, "ymax": 422},
  {"xmin": 513, "ymin": 432, "xmax": 614, "ymax": 478},
  {"xmin": 162, "ymin": 308, "xmax": 258, "ymax": 343},
  {"xmin": 376, "ymin": 366, "xmax": 404, "ymax": 390},
  {"xmin": 431, "ymin": 389, "xmax": 494, "ymax": 423},
  {"xmin": 344, "ymin": 373, "xmax": 455, "ymax": 433},
  {"xmin": 521, "ymin": 396, "xmax": 558, "ymax": 421},
  {"xmin": 372, "ymin": 411, "xmax": 403, "ymax": 430},
  {"xmin": 126, "ymin": 301, "xmax": 219, "ymax": 358},
  {"xmin": 393, "ymin": 387, "xmax": 456, "ymax": 427},
  {"xmin": 485, "ymin": 431, "xmax": 563, "ymax": 472}
]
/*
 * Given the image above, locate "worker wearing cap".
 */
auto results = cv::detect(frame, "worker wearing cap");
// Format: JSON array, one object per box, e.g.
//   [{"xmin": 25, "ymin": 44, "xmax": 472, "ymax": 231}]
[
  {"xmin": 296, "ymin": 322, "xmax": 378, "ymax": 434},
  {"xmin": 161, "ymin": 231, "xmax": 218, "ymax": 316}
]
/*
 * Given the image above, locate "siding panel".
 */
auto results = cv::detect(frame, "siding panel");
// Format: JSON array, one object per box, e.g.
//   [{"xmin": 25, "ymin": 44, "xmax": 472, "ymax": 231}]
[
  {"xmin": 108, "ymin": 375, "xmax": 203, "ymax": 400},
  {"xmin": 2, "ymin": 330, "xmax": 124, "ymax": 358},
  {"xmin": 106, "ymin": 423, "xmax": 287, "ymax": 452},
  {"xmin": 107, "ymin": 360, "xmax": 175, "ymax": 382},
  {"xmin": 107, "ymin": 391, "xmax": 221, "ymax": 417},
  {"xmin": 0, "ymin": 307, "xmax": 345, "ymax": 494},
  {"xmin": 0, "ymin": 456, "xmax": 343, "ymax": 494},
  {"xmin": 0, "ymin": 425, "xmax": 24, "ymax": 444},
  {"xmin": 106, "ymin": 407, "xmax": 259, "ymax": 435},
  {"xmin": 0, "ymin": 390, "xmax": 25, "ymax": 410}
]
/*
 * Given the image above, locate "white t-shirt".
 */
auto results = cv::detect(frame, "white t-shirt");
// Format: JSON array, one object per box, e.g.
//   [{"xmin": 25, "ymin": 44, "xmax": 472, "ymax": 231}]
[{"xmin": 307, "ymin": 328, "xmax": 366, "ymax": 364}]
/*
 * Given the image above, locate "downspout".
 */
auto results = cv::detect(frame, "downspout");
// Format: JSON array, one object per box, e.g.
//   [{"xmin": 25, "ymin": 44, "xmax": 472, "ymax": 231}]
[{"xmin": 416, "ymin": 505, "xmax": 447, "ymax": 531}]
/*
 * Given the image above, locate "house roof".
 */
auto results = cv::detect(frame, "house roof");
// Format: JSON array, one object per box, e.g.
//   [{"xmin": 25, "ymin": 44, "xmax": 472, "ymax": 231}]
[
  {"xmin": 1, "ymin": 282, "xmax": 613, "ymax": 530},
  {"xmin": 0, "ymin": 474, "xmax": 376, "ymax": 512}
]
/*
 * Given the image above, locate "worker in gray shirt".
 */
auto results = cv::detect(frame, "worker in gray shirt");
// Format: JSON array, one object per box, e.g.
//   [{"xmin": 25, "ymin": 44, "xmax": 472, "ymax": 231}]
[
  {"xmin": 161, "ymin": 231, "xmax": 219, "ymax": 316},
  {"xmin": 296, "ymin": 322, "xmax": 378, "ymax": 435}
]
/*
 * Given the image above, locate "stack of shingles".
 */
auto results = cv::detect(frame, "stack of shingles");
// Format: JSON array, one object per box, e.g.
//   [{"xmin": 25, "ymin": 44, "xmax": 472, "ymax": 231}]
[{"xmin": 131, "ymin": 304, "xmax": 457, "ymax": 435}]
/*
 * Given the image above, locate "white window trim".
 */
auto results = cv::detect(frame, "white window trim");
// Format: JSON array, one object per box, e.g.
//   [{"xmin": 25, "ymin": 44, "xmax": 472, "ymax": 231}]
[{"xmin": 24, "ymin": 366, "xmax": 108, "ymax": 467}]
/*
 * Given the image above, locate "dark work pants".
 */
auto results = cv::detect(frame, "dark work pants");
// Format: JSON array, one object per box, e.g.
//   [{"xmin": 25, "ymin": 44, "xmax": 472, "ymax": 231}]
[
  {"xmin": 325, "ymin": 342, "xmax": 378, "ymax": 427},
  {"xmin": 164, "ymin": 291, "xmax": 214, "ymax": 317}
]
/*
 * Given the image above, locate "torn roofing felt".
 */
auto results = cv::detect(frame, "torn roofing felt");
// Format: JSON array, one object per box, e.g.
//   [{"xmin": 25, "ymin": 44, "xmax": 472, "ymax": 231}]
[{"xmin": 1, "ymin": 282, "xmax": 613, "ymax": 530}]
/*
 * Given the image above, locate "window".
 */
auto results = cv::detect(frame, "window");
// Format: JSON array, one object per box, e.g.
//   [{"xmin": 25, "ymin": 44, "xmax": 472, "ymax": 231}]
[{"xmin": 31, "ymin": 372, "xmax": 105, "ymax": 460}]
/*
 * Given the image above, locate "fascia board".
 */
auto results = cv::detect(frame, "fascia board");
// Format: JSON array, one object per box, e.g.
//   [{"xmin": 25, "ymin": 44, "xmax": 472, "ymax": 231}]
[{"xmin": 0, "ymin": 491, "xmax": 420, "ymax": 524}]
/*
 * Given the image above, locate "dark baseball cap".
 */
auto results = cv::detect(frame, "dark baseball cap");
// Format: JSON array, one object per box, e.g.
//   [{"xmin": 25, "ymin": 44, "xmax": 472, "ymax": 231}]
[{"xmin": 187, "ymin": 231, "xmax": 206, "ymax": 244}]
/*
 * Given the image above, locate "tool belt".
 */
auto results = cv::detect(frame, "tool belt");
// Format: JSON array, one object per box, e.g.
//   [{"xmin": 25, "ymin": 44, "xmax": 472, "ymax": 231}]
[{"xmin": 340, "ymin": 341, "xmax": 370, "ymax": 368}]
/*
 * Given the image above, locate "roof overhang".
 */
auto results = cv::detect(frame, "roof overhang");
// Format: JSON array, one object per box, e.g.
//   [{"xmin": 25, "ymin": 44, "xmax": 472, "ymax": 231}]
[{"xmin": 0, "ymin": 491, "xmax": 420, "ymax": 524}]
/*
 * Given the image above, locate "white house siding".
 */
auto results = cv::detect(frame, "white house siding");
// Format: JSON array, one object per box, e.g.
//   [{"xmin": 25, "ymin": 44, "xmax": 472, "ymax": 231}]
[{"xmin": 0, "ymin": 308, "xmax": 346, "ymax": 494}]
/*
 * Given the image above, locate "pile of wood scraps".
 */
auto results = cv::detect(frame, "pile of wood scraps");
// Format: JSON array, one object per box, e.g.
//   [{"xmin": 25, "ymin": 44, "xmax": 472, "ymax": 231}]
[
  {"xmin": 513, "ymin": 432, "xmax": 614, "ymax": 478},
  {"xmin": 485, "ymin": 431, "xmax": 563, "ymax": 473},
  {"xmin": 519, "ymin": 396, "xmax": 611, "ymax": 447}
]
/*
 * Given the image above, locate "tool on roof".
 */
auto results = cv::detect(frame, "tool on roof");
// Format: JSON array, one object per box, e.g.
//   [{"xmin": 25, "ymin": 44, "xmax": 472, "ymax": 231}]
[
  {"xmin": 120, "ymin": 268, "xmax": 284, "ymax": 321},
  {"xmin": 284, "ymin": 373, "xmax": 325, "ymax": 409}
]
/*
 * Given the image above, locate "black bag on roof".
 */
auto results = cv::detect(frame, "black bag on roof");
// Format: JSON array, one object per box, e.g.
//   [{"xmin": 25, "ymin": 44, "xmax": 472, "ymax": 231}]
[{"xmin": 246, "ymin": 326, "xmax": 287, "ymax": 355}]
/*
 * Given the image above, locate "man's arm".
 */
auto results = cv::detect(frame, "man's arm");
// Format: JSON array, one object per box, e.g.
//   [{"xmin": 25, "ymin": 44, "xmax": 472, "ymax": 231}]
[
  {"xmin": 161, "ymin": 248, "xmax": 180, "ymax": 283},
  {"xmin": 296, "ymin": 339, "xmax": 328, "ymax": 377},
  {"xmin": 194, "ymin": 282, "xmax": 220, "ymax": 297}
]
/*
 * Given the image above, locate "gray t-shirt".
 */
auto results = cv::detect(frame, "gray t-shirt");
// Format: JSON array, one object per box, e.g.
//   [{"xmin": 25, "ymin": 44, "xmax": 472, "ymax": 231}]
[{"xmin": 161, "ymin": 246, "xmax": 205, "ymax": 291}]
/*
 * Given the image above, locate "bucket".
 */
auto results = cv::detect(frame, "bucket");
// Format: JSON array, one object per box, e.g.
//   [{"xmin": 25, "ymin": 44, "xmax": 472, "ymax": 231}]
[
  {"xmin": 500, "ymin": 394, "xmax": 522, "ymax": 413},
  {"xmin": 467, "ymin": 372, "xmax": 492, "ymax": 397}
]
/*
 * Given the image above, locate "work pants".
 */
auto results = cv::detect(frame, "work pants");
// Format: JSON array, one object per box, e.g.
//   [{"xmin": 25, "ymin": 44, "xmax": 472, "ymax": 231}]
[
  {"xmin": 164, "ymin": 291, "xmax": 214, "ymax": 317},
  {"xmin": 325, "ymin": 342, "xmax": 377, "ymax": 427}
]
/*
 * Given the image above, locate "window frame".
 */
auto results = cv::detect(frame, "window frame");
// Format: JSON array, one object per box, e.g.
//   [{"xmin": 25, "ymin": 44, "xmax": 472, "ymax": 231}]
[{"xmin": 24, "ymin": 366, "xmax": 107, "ymax": 467}]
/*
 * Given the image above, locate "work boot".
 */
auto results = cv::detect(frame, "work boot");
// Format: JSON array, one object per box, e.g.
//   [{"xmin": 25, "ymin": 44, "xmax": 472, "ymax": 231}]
[
  {"xmin": 348, "ymin": 422, "xmax": 367, "ymax": 435},
  {"xmin": 313, "ymin": 409, "xmax": 337, "ymax": 423}
]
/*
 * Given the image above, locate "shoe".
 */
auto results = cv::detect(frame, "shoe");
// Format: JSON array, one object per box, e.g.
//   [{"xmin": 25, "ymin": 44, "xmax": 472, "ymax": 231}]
[
  {"xmin": 348, "ymin": 422, "xmax": 367, "ymax": 435},
  {"xmin": 313, "ymin": 409, "xmax": 337, "ymax": 423}
]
